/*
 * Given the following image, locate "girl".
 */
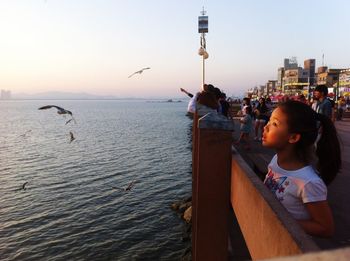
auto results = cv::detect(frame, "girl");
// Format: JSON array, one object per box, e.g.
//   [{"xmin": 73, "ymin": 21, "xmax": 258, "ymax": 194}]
[
  {"xmin": 238, "ymin": 97, "xmax": 251, "ymax": 116},
  {"xmin": 235, "ymin": 106, "xmax": 253, "ymax": 150},
  {"xmin": 262, "ymin": 100, "xmax": 341, "ymax": 237}
]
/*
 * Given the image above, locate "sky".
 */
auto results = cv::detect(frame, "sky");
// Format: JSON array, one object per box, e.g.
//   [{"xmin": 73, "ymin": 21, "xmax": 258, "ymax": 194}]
[{"xmin": 0, "ymin": 0, "xmax": 349, "ymax": 98}]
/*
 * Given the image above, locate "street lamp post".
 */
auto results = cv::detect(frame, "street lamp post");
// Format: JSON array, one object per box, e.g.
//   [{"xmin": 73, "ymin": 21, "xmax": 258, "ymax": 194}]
[{"xmin": 198, "ymin": 7, "xmax": 209, "ymax": 88}]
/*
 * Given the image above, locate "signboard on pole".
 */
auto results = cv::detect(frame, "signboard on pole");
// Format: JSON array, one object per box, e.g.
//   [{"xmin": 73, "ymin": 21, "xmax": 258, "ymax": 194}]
[{"xmin": 198, "ymin": 16, "xmax": 208, "ymax": 33}]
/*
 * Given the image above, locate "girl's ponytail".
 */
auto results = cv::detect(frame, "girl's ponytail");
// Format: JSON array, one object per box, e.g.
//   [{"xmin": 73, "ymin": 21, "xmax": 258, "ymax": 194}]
[{"xmin": 315, "ymin": 113, "xmax": 341, "ymax": 185}]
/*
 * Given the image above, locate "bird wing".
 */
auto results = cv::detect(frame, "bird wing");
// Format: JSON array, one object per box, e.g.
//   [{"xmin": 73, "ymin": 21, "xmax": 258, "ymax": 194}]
[
  {"xmin": 65, "ymin": 109, "xmax": 73, "ymax": 116},
  {"xmin": 128, "ymin": 72, "xmax": 137, "ymax": 78},
  {"xmin": 111, "ymin": 186, "xmax": 125, "ymax": 191},
  {"xmin": 38, "ymin": 105, "xmax": 64, "ymax": 111},
  {"xmin": 69, "ymin": 132, "xmax": 75, "ymax": 143},
  {"xmin": 129, "ymin": 68, "xmax": 149, "ymax": 78},
  {"xmin": 22, "ymin": 182, "xmax": 28, "ymax": 190},
  {"xmin": 126, "ymin": 180, "xmax": 136, "ymax": 190}
]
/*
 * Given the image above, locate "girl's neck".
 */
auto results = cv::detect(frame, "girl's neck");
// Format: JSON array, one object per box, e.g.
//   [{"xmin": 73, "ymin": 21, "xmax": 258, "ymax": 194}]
[{"xmin": 276, "ymin": 147, "xmax": 307, "ymax": 171}]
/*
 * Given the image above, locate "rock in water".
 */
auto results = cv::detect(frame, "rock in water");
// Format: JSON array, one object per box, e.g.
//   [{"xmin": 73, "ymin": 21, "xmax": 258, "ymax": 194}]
[
  {"xmin": 183, "ymin": 206, "xmax": 192, "ymax": 224},
  {"xmin": 179, "ymin": 202, "xmax": 192, "ymax": 213}
]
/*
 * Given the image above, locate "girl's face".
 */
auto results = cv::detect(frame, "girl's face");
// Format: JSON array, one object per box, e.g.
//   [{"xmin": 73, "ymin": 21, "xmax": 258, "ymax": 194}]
[{"xmin": 262, "ymin": 107, "xmax": 292, "ymax": 149}]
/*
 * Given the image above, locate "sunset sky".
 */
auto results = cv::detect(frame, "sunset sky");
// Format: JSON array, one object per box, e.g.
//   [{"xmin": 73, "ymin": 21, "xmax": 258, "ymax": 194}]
[{"xmin": 0, "ymin": 0, "xmax": 349, "ymax": 98}]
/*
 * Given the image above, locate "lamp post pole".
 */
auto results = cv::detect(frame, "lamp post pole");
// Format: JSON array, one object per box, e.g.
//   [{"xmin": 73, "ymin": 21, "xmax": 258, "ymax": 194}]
[
  {"xmin": 201, "ymin": 34, "xmax": 206, "ymax": 86},
  {"xmin": 198, "ymin": 8, "xmax": 208, "ymax": 88}
]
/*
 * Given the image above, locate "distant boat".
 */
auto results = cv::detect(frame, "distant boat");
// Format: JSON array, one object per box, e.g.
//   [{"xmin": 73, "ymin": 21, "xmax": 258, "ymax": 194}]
[{"xmin": 166, "ymin": 99, "xmax": 182, "ymax": 103}]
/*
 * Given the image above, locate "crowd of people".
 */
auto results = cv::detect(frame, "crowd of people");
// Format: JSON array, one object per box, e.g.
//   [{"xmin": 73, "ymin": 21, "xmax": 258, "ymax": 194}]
[
  {"xmin": 180, "ymin": 84, "xmax": 230, "ymax": 118},
  {"xmin": 235, "ymin": 85, "xmax": 349, "ymax": 148},
  {"xmin": 181, "ymin": 84, "xmax": 344, "ymax": 238}
]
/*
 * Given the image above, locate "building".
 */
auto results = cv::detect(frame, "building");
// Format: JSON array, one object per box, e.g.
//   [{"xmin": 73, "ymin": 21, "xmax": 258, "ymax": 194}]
[
  {"xmin": 265, "ymin": 80, "xmax": 277, "ymax": 96},
  {"xmin": 338, "ymin": 69, "xmax": 350, "ymax": 97},
  {"xmin": 316, "ymin": 67, "xmax": 342, "ymax": 87},
  {"xmin": 283, "ymin": 67, "xmax": 309, "ymax": 96},
  {"xmin": 277, "ymin": 67, "xmax": 284, "ymax": 92},
  {"xmin": 277, "ymin": 58, "xmax": 317, "ymax": 96},
  {"xmin": 0, "ymin": 89, "xmax": 11, "ymax": 100},
  {"xmin": 304, "ymin": 59, "xmax": 316, "ymax": 85},
  {"xmin": 284, "ymin": 57, "xmax": 298, "ymax": 70}
]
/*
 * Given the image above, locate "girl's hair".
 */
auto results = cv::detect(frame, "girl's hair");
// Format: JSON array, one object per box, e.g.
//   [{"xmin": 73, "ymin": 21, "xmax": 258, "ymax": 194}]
[{"xmin": 278, "ymin": 100, "xmax": 341, "ymax": 185}]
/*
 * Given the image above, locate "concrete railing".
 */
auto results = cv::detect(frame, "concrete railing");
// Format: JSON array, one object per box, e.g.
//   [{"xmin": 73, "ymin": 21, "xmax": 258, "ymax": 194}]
[{"xmin": 263, "ymin": 247, "xmax": 350, "ymax": 261}]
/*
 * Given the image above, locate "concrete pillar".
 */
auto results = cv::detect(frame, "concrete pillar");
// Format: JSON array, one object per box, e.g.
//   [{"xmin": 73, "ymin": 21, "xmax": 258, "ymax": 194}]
[{"xmin": 192, "ymin": 112, "xmax": 235, "ymax": 261}]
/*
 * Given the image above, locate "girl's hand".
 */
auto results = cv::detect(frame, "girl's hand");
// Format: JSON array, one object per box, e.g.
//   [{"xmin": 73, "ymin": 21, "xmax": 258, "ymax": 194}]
[{"xmin": 298, "ymin": 201, "xmax": 334, "ymax": 237}]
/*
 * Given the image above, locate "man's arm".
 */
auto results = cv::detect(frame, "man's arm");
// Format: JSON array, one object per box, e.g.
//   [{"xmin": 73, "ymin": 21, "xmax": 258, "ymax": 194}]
[{"xmin": 180, "ymin": 88, "xmax": 193, "ymax": 98}]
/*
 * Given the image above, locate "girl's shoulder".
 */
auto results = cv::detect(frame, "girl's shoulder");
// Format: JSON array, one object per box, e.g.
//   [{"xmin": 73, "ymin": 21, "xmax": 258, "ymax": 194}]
[{"xmin": 269, "ymin": 155, "xmax": 320, "ymax": 181}]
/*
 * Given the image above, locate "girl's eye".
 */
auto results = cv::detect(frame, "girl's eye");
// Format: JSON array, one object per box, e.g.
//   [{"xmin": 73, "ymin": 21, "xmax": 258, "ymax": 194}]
[{"xmin": 268, "ymin": 121, "xmax": 277, "ymax": 127}]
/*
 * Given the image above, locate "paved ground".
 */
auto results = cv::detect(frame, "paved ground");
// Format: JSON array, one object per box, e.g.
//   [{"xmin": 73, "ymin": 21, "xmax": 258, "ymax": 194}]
[{"xmin": 230, "ymin": 116, "xmax": 350, "ymax": 250}]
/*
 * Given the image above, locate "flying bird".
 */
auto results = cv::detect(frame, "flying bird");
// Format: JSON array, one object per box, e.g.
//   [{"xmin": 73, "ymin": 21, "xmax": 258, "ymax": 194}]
[
  {"xmin": 19, "ymin": 130, "xmax": 32, "ymax": 138},
  {"xmin": 39, "ymin": 105, "xmax": 76, "ymax": 124},
  {"xmin": 112, "ymin": 180, "xmax": 136, "ymax": 192},
  {"xmin": 38, "ymin": 105, "xmax": 73, "ymax": 116},
  {"xmin": 65, "ymin": 118, "xmax": 76, "ymax": 125},
  {"xmin": 22, "ymin": 182, "xmax": 28, "ymax": 190},
  {"xmin": 69, "ymin": 131, "xmax": 75, "ymax": 143},
  {"xmin": 128, "ymin": 67, "xmax": 151, "ymax": 78}
]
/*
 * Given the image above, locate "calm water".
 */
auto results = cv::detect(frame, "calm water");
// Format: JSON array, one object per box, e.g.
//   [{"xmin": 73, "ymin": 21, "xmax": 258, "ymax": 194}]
[{"xmin": 0, "ymin": 100, "xmax": 192, "ymax": 260}]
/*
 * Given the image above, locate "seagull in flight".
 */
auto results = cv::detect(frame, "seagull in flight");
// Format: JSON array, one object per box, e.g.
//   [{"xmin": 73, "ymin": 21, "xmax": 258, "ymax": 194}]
[
  {"xmin": 38, "ymin": 105, "xmax": 76, "ymax": 123},
  {"xmin": 112, "ymin": 180, "xmax": 136, "ymax": 192},
  {"xmin": 19, "ymin": 130, "xmax": 32, "ymax": 138},
  {"xmin": 38, "ymin": 105, "xmax": 73, "ymax": 116},
  {"xmin": 22, "ymin": 182, "xmax": 28, "ymax": 191},
  {"xmin": 128, "ymin": 67, "xmax": 151, "ymax": 78},
  {"xmin": 69, "ymin": 131, "xmax": 75, "ymax": 143}
]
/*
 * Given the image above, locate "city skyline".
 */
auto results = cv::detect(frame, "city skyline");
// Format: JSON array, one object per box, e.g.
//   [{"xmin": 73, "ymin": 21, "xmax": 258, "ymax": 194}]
[{"xmin": 1, "ymin": 0, "xmax": 349, "ymax": 98}]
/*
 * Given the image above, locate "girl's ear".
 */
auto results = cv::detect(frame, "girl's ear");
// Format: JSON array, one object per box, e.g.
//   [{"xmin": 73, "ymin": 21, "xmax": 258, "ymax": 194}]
[{"xmin": 288, "ymin": 133, "xmax": 301, "ymax": 144}]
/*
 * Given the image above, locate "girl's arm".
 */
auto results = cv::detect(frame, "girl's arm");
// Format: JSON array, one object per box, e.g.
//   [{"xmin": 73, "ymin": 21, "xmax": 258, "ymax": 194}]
[
  {"xmin": 240, "ymin": 115, "xmax": 247, "ymax": 123},
  {"xmin": 298, "ymin": 201, "xmax": 334, "ymax": 237}
]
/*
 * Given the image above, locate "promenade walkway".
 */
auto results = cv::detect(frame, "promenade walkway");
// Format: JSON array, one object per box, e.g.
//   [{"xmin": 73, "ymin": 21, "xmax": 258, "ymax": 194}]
[{"xmin": 231, "ymin": 116, "xmax": 350, "ymax": 251}]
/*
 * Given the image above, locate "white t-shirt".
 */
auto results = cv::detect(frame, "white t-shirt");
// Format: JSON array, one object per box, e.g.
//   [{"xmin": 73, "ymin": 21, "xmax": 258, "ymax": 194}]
[
  {"xmin": 264, "ymin": 155, "xmax": 327, "ymax": 220},
  {"xmin": 187, "ymin": 92, "xmax": 199, "ymax": 113}
]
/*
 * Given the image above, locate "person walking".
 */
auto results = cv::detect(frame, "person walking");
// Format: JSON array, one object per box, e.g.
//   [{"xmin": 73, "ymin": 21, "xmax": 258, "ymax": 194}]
[
  {"xmin": 312, "ymin": 85, "xmax": 332, "ymax": 119},
  {"xmin": 337, "ymin": 96, "xmax": 346, "ymax": 121}
]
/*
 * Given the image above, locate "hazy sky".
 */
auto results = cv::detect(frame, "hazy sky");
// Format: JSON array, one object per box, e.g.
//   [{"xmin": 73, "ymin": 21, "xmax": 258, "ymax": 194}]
[{"xmin": 0, "ymin": 0, "xmax": 349, "ymax": 98}]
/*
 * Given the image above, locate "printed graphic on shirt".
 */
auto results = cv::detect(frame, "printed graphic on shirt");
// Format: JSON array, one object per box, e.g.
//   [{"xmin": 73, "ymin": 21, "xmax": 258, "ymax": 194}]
[{"xmin": 264, "ymin": 169, "xmax": 289, "ymax": 201}]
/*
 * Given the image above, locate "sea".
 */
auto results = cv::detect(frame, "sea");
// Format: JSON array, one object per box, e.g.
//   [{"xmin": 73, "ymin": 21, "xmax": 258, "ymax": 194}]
[{"xmin": 0, "ymin": 100, "xmax": 193, "ymax": 261}]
